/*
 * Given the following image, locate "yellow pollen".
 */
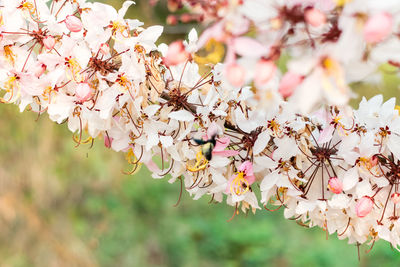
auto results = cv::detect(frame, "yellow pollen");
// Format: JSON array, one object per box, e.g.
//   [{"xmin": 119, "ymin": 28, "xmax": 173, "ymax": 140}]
[
  {"xmin": 335, "ymin": 0, "xmax": 353, "ymax": 7},
  {"xmin": 111, "ymin": 21, "xmax": 129, "ymax": 36},
  {"xmin": 395, "ymin": 105, "xmax": 400, "ymax": 115},
  {"xmin": 0, "ymin": 12, "xmax": 4, "ymax": 26},
  {"xmin": 268, "ymin": 119, "xmax": 281, "ymax": 136},
  {"xmin": 22, "ymin": 2, "xmax": 34, "ymax": 11},
  {"xmin": 4, "ymin": 45, "xmax": 16, "ymax": 65},
  {"xmin": 5, "ymin": 76, "xmax": 18, "ymax": 92},
  {"xmin": 333, "ymin": 116, "xmax": 342, "ymax": 124},
  {"xmin": 187, "ymin": 150, "xmax": 208, "ymax": 172},
  {"xmin": 230, "ymin": 172, "xmax": 250, "ymax": 196},
  {"xmin": 123, "ymin": 148, "xmax": 142, "ymax": 175},
  {"xmin": 322, "ymin": 57, "xmax": 340, "ymax": 75},
  {"xmin": 117, "ymin": 75, "xmax": 132, "ymax": 90},
  {"xmin": 358, "ymin": 157, "xmax": 375, "ymax": 171},
  {"xmin": 42, "ymin": 86, "xmax": 54, "ymax": 101},
  {"xmin": 66, "ymin": 58, "xmax": 82, "ymax": 81}
]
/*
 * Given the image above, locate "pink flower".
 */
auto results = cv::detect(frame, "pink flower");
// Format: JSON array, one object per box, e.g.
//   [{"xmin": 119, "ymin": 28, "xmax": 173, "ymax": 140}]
[
  {"xmin": 278, "ymin": 71, "xmax": 303, "ymax": 98},
  {"xmin": 65, "ymin": 15, "xmax": 83, "ymax": 32},
  {"xmin": 237, "ymin": 161, "xmax": 256, "ymax": 185},
  {"xmin": 226, "ymin": 63, "xmax": 246, "ymax": 87},
  {"xmin": 163, "ymin": 40, "xmax": 189, "ymax": 66},
  {"xmin": 254, "ymin": 59, "xmax": 276, "ymax": 87},
  {"xmin": 226, "ymin": 161, "xmax": 256, "ymax": 195},
  {"xmin": 363, "ymin": 12, "xmax": 393, "ymax": 43},
  {"xmin": 327, "ymin": 177, "xmax": 342, "ymax": 194},
  {"xmin": 391, "ymin": 193, "xmax": 400, "ymax": 204},
  {"xmin": 43, "ymin": 36, "xmax": 56, "ymax": 50},
  {"xmin": 355, "ymin": 196, "xmax": 374, "ymax": 218},
  {"xmin": 75, "ymin": 82, "xmax": 92, "ymax": 102},
  {"xmin": 305, "ymin": 8, "xmax": 326, "ymax": 27}
]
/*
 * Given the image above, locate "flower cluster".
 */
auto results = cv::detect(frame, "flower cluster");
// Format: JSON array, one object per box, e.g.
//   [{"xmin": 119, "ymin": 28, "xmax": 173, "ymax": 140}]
[
  {"xmin": 171, "ymin": 0, "xmax": 400, "ymax": 114},
  {"xmin": 1, "ymin": 0, "xmax": 400, "ymax": 253}
]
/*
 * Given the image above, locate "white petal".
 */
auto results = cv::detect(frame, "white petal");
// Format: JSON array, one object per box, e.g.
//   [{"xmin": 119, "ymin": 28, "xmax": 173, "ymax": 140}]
[
  {"xmin": 388, "ymin": 135, "xmax": 400, "ymax": 161},
  {"xmin": 342, "ymin": 167, "xmax": 359, "ymax": 191},
  {"xmin": 168, "ymin": 110, "xmax": 194, "ymax": 122},
  {"xmin": 160, "ymin": 136, "xmax": 173, "ymax": 148},
  {"xmin": 260, "ymin": 171, "xmax": 279, "ymax": 191},
  {"xmin": 253, "ymin": 131, "xmax": 270, "ymax": 155}
]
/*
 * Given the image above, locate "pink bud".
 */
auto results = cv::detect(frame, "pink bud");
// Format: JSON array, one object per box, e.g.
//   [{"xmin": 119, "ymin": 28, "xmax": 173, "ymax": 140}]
[
  {"xmin": 328, "ymin": 177, "xmax": 343, "ymax": 194},
  {"xmin": 305, "ymin": 8, "xmax": 326, "ymax": 27},
  {"xmin": 99, "ymin": 43, "xmax": 110, "ymax": 55},
  {"xmin": 166, "ymin": 15, "xmax": 178, "ymax": 25},
  {"xmin": 163, "ymin": 40, "xmax": 189, "ymax": 66},
  {"xmin": 34, "ymin": 63, "xmax": 47, "ymax": 78},
  {"xmin": 278, "ymin": 71, "xmax": 303, "ymax": 98},
  {"xmin": 43, "ymin": 36, "xmax": 56, "ymax": 50},
  {"xmin": 363, "ymin": 12, "xmax": 393, "ymax": 44},
  {"xmin": 104, "ymin": 135, "xmax": 113, "ymax": 148},
  {"xmin": 75, "ymin": 82, "xmax": 92, "ymax": 102},
  {"xmin": 65, "ymin": 15, "xmax": 83, "ymax": 32},
  {"xmin": 355, "ymin": 196, "xmax": 374, "ymax": 218},
  {"xmin": 391, "ymin": 193, "xmax": 400, "ymax": 204},
  {"xmin": 226, "ymin": 63, "xmax": 246, "ymax": 87},
  {"xmin": 180, "ymin": 14, "xmax": 192, "ymax": 23},
  {"xmin": 254, "ymin": 60, "xmax": 276, "ymax": 86}
]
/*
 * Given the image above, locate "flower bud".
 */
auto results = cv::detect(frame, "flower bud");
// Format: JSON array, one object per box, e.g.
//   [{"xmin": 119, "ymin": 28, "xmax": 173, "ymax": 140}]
[
  {"xmin": 104, "ymin": 135, "xmax": 113, "ymax": 148},
  {"xmin": 75, "ymin": 82, "xmax": 92, "ymax": 102},
  {"xmin": 254, "ymin": 59, "xmax": 276, "ymax": 86},
  {"xmin": 180, "ymin": 14, "xmax": 192, "ymax": 23},
  {"xmin": 99, "ymin": 43, "xmax": 110, "ymax": 55},
  {"xmin": 43, "ymin": 36, "xmax": 56, "ymax": 50},
  {"xmin": 391, "ymin": 193, "xmax": 400, "ymax": 204},
  {"xmin": 355, "ymin": 196, "xmax": 374, "ymax": 218},
  {"xmin": 328, "ymin": 177, "xmax": 343, "ymax": 194},
  {"xmin": 167, "ymin": 0, "xmax": 181, "ymax": 12},
  {"xmin": 305, "ymin": 8, "xmax": 326, "ymax": 27},
  {"xmin": 278, "ymin": 71, "xmax": 303, "ymax": 98},
  {"xmin": 163, "ymin": 40, "xmax": 189, "ymax": 66},
  {"xmin": 363, "ymin": 12, "xmax": 393, "ymax": 43},
  {"xmin": 226, "ymin": 63, "xmax": 246, "ymax": 88},
  {"xmin": 65, "ymin": 15, "xmax": 83, "ymax": 32},
  {"xmin": 166, "ymin": 15, "xmax": 178, "ymax": 25}
]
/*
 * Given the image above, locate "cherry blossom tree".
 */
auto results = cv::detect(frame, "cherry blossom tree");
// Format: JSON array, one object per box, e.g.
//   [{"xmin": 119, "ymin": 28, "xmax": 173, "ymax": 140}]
[{"xmin": 1, "ymin": 0, "xmax": 400, "ymax": 254}]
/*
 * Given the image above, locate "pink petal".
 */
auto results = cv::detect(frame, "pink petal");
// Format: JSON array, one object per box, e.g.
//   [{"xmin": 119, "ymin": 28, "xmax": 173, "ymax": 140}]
[
  {"xmin": 233, "ymin": 37, "xmax": 267, "ymax": 58},
  {"xmin": 364, "ymin": 12, "xmax": 393, "ymax": 44},
  {"xmin": 197, "ymin": 21, "xmax": 224, "ymax": 48},
  {"xmin": 225, "ymin": 174, "xmax": 237, "ymax": 194},
  {"xmin": 213, "ymin": 136, "xmax": 230, "ymax": 151},
  {"xmin": 318, "ymin": 124, "xmax": 334, "ymax": 144},
  {"xmin": 278, "ymin": 71, "xmax": 303, "ymax": 98},
  {"xmin": 212, "ymin": 150, "xmax": 239, "ymax": 157},
  {"xmin": 238, "ymin": 161, "xmax": 255, "ymax": 184}
]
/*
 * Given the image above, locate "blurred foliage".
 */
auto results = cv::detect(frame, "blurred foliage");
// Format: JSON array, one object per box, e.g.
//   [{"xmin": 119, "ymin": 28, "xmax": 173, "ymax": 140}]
[{"xmin": 0, "ymin": 0, "xmax": 399, "ymax": 266}]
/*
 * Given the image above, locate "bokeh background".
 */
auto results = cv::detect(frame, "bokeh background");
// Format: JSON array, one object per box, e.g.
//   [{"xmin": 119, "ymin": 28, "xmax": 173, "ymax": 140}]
[{"xmin": 0, "ymin": 0, "xmax": 400, "ymax": 266}]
